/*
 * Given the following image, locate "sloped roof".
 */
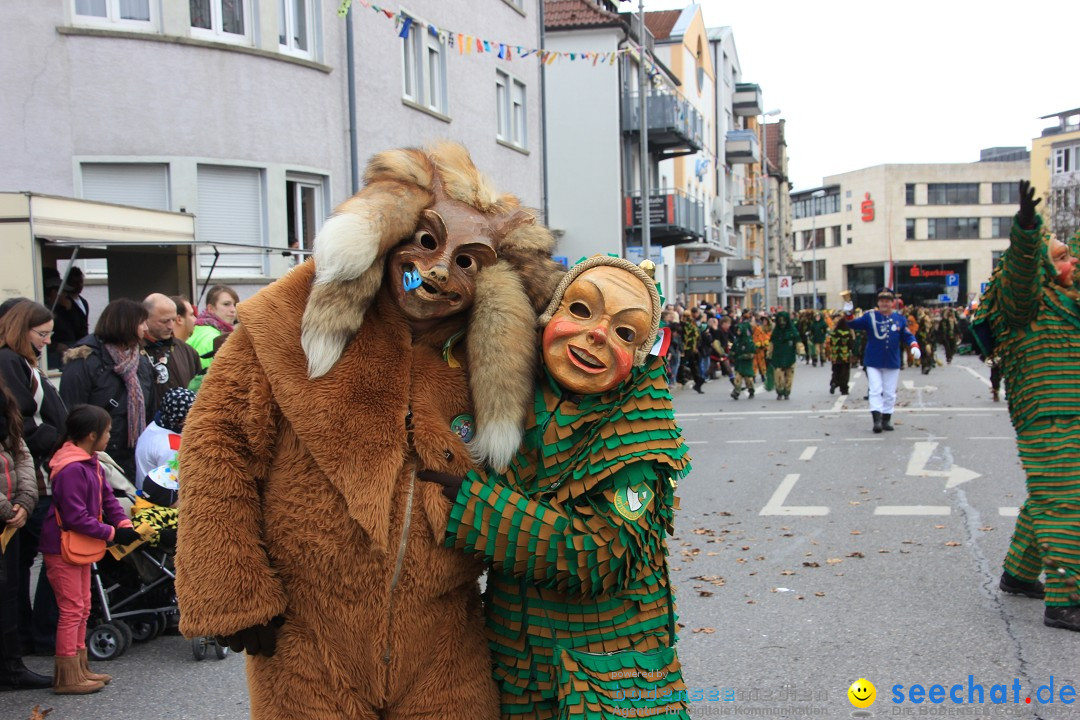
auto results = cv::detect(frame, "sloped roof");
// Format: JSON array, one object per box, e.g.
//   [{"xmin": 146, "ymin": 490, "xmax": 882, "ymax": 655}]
[
  {"xmin": 545, "ymin": 0, "xmax": 626, "ymax": 30},
  {"xmin": 643, "ymin": 10, "xmax": 681, "ymax": 40}
]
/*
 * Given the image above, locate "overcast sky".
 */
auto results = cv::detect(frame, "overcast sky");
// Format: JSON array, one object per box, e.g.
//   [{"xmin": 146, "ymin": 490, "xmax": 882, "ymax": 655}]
[{"xmin": 639, "ymin": 0, "xmax": 1080, "ymax": 191}]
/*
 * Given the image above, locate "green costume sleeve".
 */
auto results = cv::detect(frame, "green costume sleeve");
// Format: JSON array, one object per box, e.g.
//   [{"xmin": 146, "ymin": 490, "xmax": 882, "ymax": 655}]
[
  {"xmin": 447, "ymin": 463, "xmax": 670, "ymax": 599},
  {"xmin": 1001, "ymin": 216, "xmax": 1045, "ymax": 330}
]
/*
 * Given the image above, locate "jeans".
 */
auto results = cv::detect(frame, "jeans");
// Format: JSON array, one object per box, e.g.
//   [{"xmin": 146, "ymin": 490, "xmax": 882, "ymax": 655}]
[{"xmin": 44, "ymin": 554, "xmax": 90, "ymax": 658}]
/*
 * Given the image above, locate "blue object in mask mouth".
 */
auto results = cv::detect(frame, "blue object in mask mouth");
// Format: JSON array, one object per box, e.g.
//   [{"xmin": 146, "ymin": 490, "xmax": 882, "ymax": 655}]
[{"xmin": 403, "ymin": 268, "xmax": 422, "ymax": 292}]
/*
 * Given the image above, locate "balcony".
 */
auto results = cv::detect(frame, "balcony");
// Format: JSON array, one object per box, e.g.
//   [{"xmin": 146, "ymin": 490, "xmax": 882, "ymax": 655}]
[
  {"xmin": 725, "ymin": 130, "xmax": 760, "ymax": 165},
  {"xmin": 733, "ymin": 82, "xmax": 763, "ymax": 116},
  {"xmin": 622, "ymin": 90, "xmax": 704, "ymax": 159},
  {"xmin": 734, "ymin": 202, "xmax": 764, "ymax": 226},
  {"xmin": 726, "ymin": 258, "xmax": 763, "ymax": 277},
  {"xmin": 623, "ymin": 189, "xmax": 706, "ymax": 247}
]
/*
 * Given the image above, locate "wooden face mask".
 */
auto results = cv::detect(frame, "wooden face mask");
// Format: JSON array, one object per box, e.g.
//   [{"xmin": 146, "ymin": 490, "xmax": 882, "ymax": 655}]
[
  {"xmin": 389, "ymin": 202, "xmax": 498, "ymax": 324},
  {"xmin": 541, "ymin": 266, "xmax": 653, "ymax": 395}
]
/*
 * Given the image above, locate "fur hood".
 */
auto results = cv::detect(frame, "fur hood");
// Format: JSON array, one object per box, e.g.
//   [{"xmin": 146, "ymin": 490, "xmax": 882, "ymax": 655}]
[{"xmin": 300, "ymin": 142, "xmax": 565, "ymax": 470}]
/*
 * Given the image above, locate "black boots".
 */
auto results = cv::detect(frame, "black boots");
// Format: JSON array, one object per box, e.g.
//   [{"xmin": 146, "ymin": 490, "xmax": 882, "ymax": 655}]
[
  {"xmin": 1044, "ymin": 606, "xmax": 1080, "ymax": 632},
  {"xmin": 999, "ymin": 571, "xmax": 1045, "ymax": 599},
  {"xmin": 0, "ymin": 631, "xmax": 52, "ymax": 691},
  {"xmin": 881, "ymin": 414, "xmax": 894, "ymax": 431},
  {"xmin": 872, "ymin": 411, "xmax": 882, "ymax": 434}
]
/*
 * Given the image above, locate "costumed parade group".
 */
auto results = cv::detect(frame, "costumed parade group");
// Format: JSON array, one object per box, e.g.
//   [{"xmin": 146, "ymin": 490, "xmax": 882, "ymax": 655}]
[{"xmin": 151, "ymin": 146, "xmax": 1079, "ymax": 720}]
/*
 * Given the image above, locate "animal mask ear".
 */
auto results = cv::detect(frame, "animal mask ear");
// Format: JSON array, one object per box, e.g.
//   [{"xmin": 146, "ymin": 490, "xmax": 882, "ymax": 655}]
[{"xmin": 300, "ymin": 179, "xmax": 433, "ymax": 377}]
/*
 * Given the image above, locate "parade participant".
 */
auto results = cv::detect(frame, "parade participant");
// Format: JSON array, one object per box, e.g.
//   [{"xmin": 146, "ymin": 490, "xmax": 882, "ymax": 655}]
[
  {"xmin": 845, "ymin": 288, "xmax": 920, "ymax": 433},
  {"xmin": 915, "ymin": 307, "xmax": 935, "ymax": 375},
  {"xmin": 828, "ymin": 316, "xmax": 855, "ymax": 395},
  {"xmin": 730, "ymin": 320, "xmax": 756, "ymax": 400},
  {"xmin": 939, "ymin": 307, "xmax": 961, "ymax": 364},
  {"xmin": 809, "ymin": 311, "xmax": 828, "ymax": 367},
  {"xmin": 174, "ymin": 143, "xmax": 564, "ymax": 719},
  {"xmin": 796, "ymin": 310, "xmax": 813, "ymax": 364},
  {"xmin": 679, "ymin": 311, "xmax": 705, "ymax": 393},
  {"xmin": 423, "ymin": 256, "xmax": 692, "ymax": 720},
  {"xmin": 973, "ymin": 180, "xmax": 1080, "ymax": 632},
  {"xmin": 769, "ymin": 311, "xmax": 799, "ymax": 400},
  {"xmin": 752, "ymin": 315, "xmax": 770, "ymax": 383}
]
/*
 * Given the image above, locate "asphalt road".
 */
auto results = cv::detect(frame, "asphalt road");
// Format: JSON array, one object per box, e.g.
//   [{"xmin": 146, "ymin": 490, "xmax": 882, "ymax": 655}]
[{"xmin": 3, "ymin": 354, "xmax": 1076, "ymax": 720}]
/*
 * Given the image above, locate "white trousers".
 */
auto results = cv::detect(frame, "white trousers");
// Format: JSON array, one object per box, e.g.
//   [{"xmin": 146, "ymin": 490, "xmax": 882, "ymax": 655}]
[{"xmin": 866, "ymin": 367, "xmax": 899, "ymax": 414}]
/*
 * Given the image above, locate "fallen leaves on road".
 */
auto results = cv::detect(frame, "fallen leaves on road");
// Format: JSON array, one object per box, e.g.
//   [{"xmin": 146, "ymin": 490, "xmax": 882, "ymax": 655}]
[
  {"xmin": 979, "ymin": 526, "xmax": 994, "ymax": 532},
  {"xmin": 944, "ymin": 541, "xmax": 962, "ymax": 547},
  {"xmin": 802, "ymin": 561, "xmax": 820, "ymax": 568},
  {"xmin": 692, "ymin": 627, "xmax": 716, "ymax": 634},
  {"xmin": 846, "ymin": 551, "xmax": 865, "ymax": 558},
  {"xmin": 826, "ymin": 558, "xmax": 844, "ymax": 565},
  {"xmin": 780, "ymin": 570, "xmax": 796, "ymax": 576},
  {"xmin": 850, "ymin": 530, "xmax": 862, "ymax": 535},
  {"xmin": 814, "ymin": 592, "xmax": 825, "ymax": 597}
]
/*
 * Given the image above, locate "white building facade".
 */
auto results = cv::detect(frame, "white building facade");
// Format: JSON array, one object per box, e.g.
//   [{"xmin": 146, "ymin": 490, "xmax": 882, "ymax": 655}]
[
  {"xmin": 790, "ymin": 158, "xmax": 1028, "ymax": 310},
  {"xmin": 2, "ymin": 0, "xmax": 543, "ymax": 310}
]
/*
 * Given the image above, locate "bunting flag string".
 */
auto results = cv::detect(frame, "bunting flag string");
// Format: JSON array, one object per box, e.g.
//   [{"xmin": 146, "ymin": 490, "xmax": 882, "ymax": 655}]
[{"xmin": 336, "ymin": 0, "xmax": 667, "ymax": 78}]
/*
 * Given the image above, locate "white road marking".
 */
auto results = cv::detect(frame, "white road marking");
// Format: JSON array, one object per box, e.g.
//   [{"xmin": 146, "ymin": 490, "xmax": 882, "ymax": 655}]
[
  {"xmin": 874, "ymin": 506, "xmax": 952, "ymax": 516},
  {"xmin": 999, "ymin": 507, "xmax": 1020, "ymax": 517},
  {"xmin": 902, "ymin": 380, "xmax": 938, "ymax": 391},
  {"xmin": 799, "ymin": 446, "xmax": 818, "ymax": 461},
  {"xmin": 758, "ymin": 416, "xmax": 794, "ymax": 420},
  {"xmin": 830, "ymin": 392, "xmax": 848, "ymax": 414},
  {"xmin": 905, "ymin": 441, "xmax": 981, "ymax": 488},
  {"xmin": 788, "ymin": 438, "xmax": 821, "ymax": 442},
  {"xmin": 676, "ymin": 407, "xmax": 1008, "ymax": 418},
  {"xmin": 958, "ymin": 364, "xmax": 992, "ymax": 388},
  {"xmin": 843, "ymin": 437, "xmax": 883, "ymax": 442},
  {"xmin": 685, "ymin": 441, "xmax": 709, "ymax": 445},
  {"xmin": 968, "ymin": 436, "xmax": 1012, "ymax": 441},
  {"xmin": 760, "ymin": 474, "xmax": 829, "ymax": 516}
]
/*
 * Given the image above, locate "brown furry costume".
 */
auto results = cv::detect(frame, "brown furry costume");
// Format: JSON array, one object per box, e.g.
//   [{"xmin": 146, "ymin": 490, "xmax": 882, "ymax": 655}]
[{"xmin": 175, "ymin": 144, "xmax": 563, "ymax": 720}]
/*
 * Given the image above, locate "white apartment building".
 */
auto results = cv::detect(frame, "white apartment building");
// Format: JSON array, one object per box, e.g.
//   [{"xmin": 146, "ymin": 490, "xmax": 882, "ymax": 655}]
[
  {"xmin": 1, "ymin": 0, "xmax": 542, "ymax": 314},
  {"xmin": 790, "ymin": 157, "xmax": 1028, "ymax": 310}
]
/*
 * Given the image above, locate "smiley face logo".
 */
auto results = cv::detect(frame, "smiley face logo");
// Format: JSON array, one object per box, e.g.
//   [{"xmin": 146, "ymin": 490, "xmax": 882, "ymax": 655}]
[{"xmin": 848, "ymin": 678, "xmax": 876, "ymax": 708}]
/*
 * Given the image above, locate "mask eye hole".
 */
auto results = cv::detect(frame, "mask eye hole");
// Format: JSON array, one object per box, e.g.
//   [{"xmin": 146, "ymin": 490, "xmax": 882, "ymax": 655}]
[
  {"xmin": 417, "ymin": 232, "xmax": 437, "ymax": 251},
  {"xmin": 615, "ymin": 327, "xmax": 636, "ymax": 343},
  {"xmin": 569, "ymin": 302, "xmax": 591, "ymax": 319},
  {"xmin": 455, "ymin": 255, "xmax": 473, "ymax": 269}
]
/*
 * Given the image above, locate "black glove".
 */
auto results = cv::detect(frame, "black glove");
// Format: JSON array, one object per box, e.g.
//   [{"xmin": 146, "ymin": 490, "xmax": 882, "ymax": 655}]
[
  {"xmin": 417, "ymin": 469, "xmax": 464, "ymax": 502},
  {"xmin": 1017, "ymin": 179, "xmax": 1041, "ymax": 230},
  {"xmin": 112, "ymin": 526, "xmax": 142, "ymax": 546},
  {"xmin": 217, "ymin": 615, "xmax": 285, "ymax": 657}
]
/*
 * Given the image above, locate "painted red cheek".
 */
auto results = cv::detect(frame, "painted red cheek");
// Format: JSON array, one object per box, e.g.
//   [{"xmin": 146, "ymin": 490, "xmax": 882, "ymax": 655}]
[
  {"xmin": 547, "ymin": 318, "xmax": 588, "ymax": 340},
  {"xmin": 610, "ymin": 345, "xmax": 633, "ymax": 381}
]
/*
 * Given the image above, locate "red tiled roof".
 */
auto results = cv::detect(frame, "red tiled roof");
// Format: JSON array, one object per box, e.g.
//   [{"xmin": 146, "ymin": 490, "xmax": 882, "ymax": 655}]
[
  {"xmin": 545, "ymin": 0, "xmax": 625, "ymax": 30},
  {"xmin": 643, "ymin": 10, "xmax": 681, "ymax": 41}
]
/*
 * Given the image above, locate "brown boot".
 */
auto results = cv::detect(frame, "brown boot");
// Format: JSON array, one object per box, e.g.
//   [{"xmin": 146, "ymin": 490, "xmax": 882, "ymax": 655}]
[
  {"xmin": 53, "ymin": 655, "xmax": 103, "ymax": 694},
  {"xmin": 78, "ymin": 647, "xmax": 111, "ymax": 685}
]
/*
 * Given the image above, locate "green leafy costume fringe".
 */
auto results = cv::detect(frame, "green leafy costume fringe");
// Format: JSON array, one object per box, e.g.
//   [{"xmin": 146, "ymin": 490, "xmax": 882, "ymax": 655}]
[
  {"xmin": 446, "ymin": 356, "xmax": 692, "ymax": 719},
  {"xmin": 974, "ymin": 216, "xmax": 1080, "ymax": 608}
]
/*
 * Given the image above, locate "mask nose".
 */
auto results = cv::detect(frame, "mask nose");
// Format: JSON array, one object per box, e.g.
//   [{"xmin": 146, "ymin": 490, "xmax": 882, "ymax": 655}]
[
  {"xmin": 587, "ymin": 323, "xmax": 608, "ymax": 345},
  {"xmin": 422, "ymin": 264, "xmax": 450, "ymax": 284}
]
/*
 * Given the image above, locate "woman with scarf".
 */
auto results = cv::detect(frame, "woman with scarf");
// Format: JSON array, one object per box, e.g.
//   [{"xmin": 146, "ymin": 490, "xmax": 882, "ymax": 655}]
[
  {"xmin": 186, "ymin": 285, "xmax": 238, "ymax": 375},
  {"xmin": 60, "ymin": 299, "xmax": 157, "ymax": 481},
  {"xmin": 0, "ymin": 300, "xmax": 68, "ymax": 657}
]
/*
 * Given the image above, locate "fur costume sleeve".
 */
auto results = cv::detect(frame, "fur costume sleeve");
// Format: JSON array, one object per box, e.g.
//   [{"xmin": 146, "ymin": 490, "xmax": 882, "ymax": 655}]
[
  {"xmin": 1001, "ymin": 215, "xmax": 1045, "ymax": 330},
  {"xmin": 175, "ymin": 325, "xmax": 286, "ymax": 637},
  {"xmin": 446, "ymin": 464, "xmax": 671, "ymax": 599}
]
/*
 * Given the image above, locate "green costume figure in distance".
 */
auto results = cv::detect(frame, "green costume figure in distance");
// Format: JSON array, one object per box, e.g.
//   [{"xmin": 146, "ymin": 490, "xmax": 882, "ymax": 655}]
[
  {"xmin": 938, "ymin": 308, "xmax": 960, "ymax": 364},
  {"xmin": 809, "ymin": 313, "xmax": 828, "ymax": 367},
  {"xmin": 730, "ymin": 321, "xmax": 756, "ymax": 400},
  {"xmin": 974, "ymin": 181, "xmax": 1080, "ymax": 633},
  {"xmin": 769, "ymin": 311, "xmax": 798, "ymax": 400},
  {"xmin": 427, "ymin": 257, "xmax": 693, "ymax": 718},
  {"xmin": 827, "ymin": 319, "xmax": 854, "ymax": 395}
]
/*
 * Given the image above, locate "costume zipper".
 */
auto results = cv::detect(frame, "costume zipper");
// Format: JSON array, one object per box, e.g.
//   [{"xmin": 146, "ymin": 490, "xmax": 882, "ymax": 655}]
[{"xmin": 382, "ymin": 468, "xmax": 415, "ymax": 666}]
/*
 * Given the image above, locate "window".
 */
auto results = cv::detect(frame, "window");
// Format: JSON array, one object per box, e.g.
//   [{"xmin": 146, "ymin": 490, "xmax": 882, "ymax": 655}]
[
  {"xmin": 906, "ymin": 218, "xmax": 916, "ymax": 240},
  {"xmin": 832, "ymin": 225, "xmax": 842, "ymax": 247},
  {"xmin": 286, "ymin": 176, "xmax": 324, "ymax": 253},
  {"xmin": 991, "ymin": 182, "xmax": 1020, "ymax": 204},
  {"xmin": 905, "ymin": 184, "xmax": 916, "ymax": 205},
  {"xmin": 80, "ymin": 163, "xmax": 170, "ymax": 277},
  {"xmin": 191, "ymin": 0, "xmax": 250, "ymax": 43},
  {"xmin": 1054, "ymin": 148, "xmax": 1072, "ymax": 175},
  {"xmin": 73, "ymin": 0, "xmax": 155, "ymax": 29},
  {"xmin": 991, "ymin": 217, "xmax": 1012, "ymax": 238},
  {"xmin": 802, "ymin": 260, "xmax": 826, "ymax": 281},
  {"xmin": 196, "ymin": 165, "xmax": 265, "ymax": 277},
  {"xmin": 804, "ymin": 228, "xmax": 825, "ymax": 250},
  {"xmin": 402, "ymin": 14, "xmax": 449, "ymax": 116},
  {"xmin": 927, "ymin": 217, "xmax": 979, "ymax": 240},
  {"xmin": 279, "ymin": 0, "xmax": 315, "ymax": 58},
  {"xmin": 927, "ymin": 183, "xmax": 978, "ymax": 205},
  {"xmin": 496, "ymin": 70, "xmax": 527, "ymax": 150}
]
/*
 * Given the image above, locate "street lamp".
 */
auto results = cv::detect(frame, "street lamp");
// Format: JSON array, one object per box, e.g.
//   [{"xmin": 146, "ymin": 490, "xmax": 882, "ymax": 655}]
[
  {"xmin": 759, "ymin": 108, "xmax": 781, "ymax": 310},
  {"xmin": 810, "ymin": 189, "xmax": 826, "ymax": 310}
]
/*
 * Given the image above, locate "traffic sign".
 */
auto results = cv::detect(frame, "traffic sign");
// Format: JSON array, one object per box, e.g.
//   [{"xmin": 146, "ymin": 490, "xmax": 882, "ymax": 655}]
[
  {"xmin": 946, "ymin": 285, "xmax": 959, "ymax": 301},
  {"xmin": 980, "ymin": 282, "xmax": 990, "ymax": 294},
  {"xmin": 777, "ymin": 276, "xmax": 793, "ymax": 298},
  {"xmin": 938, "ymin": 294, "xmax": 952, "ymax": 303},
  {"xmin": 745, "ymin": 278, "xmax": 765, "ymax": 289},
  {"xmin": 946, "ymin": 274, "xmax": 959, "ymax": 287}
]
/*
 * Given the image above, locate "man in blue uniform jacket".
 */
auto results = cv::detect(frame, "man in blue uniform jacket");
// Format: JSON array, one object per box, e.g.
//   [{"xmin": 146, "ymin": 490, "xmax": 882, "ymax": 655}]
[{"xmin": 845, "ymin": 288, "xmax": 920, "ymax": 433}]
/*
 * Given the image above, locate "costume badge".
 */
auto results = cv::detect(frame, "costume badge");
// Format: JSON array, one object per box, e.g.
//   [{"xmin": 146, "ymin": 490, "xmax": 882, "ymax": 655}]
[
  {"xmin": 450, "ymin": 414, "xmax": 474, "ymax": 443},
  {"xmin": 613, "ymin": 483, "xmax": 653, "ymax": 522},
  {"xmin": 154, "ymin": 362, "xmax": 169, "ymax": 385}
]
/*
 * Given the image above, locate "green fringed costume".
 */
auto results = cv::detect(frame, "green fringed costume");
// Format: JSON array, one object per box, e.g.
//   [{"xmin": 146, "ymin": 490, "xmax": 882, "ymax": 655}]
[
  {"xmin": 446, "ymin": 357, "xmax": 692, "ymax": 719},
  {"xmin": 730, "ymin": 322, "xmax": 756, "ymax": 399},
  {"xmin": 769, "ymin": 312, "xmax": 799, "ymax": 399},
  {"xmin": 974, "ymin": 216, "xmax": 1080, "ymax": 613}
]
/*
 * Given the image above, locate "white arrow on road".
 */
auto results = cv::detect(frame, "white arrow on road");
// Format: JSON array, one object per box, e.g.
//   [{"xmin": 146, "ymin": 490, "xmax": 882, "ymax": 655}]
[
  {"xmin": 760, "ymin": 474, "xmax": 829, "ymax": 516},
  {"xmin": 905, "ymin": 441, "xmax": 981, "ymax": 488},
  {"xmin": 902, "ymin": 380, "xmax": 938, "ymax": 392}
]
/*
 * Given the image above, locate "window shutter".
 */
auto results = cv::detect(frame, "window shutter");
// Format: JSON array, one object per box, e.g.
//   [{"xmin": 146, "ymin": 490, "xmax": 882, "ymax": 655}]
[
  {"xmin": 196, "ymin": 165, "xmax": 265, "ymax": 277},
  {"xmin": 80, "ymin": 163, "xmax": 170, "ymax": 276}
]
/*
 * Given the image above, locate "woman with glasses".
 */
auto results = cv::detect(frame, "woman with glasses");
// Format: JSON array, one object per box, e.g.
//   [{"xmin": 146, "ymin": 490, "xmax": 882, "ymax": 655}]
[
  {"xmin": 59, "ymin": 299, "xmax": 157, "ymax": 482},
  {"xmin": 0, "ymin": 300, "xmax": 68, "ymax": 658}
]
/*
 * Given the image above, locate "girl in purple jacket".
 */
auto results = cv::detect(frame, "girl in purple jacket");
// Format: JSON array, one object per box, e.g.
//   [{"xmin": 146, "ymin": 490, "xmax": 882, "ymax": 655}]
[{"xmin": 41, "ymin": 405, "xmax": 139, "ymax": 694}]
